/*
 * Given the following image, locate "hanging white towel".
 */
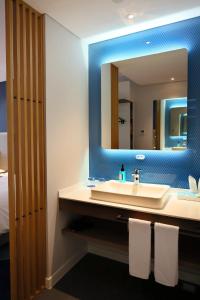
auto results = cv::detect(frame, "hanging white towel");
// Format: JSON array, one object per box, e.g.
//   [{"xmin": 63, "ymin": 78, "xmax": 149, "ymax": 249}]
[
  {"xmin": 129, "ymin": 218, "xmax": 151, "ymax": 279},
  {"xmin": 154, "ymin": 223, "xmax": 179, "ymax": 287}
]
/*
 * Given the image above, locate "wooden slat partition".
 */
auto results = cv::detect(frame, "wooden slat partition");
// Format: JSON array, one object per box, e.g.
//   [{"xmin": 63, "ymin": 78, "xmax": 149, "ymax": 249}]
[
  {"xmin": 6, "ymin": 1, "xmax": 46, "ymax": 299},
  {"xmin": 111, "ymin": 63, "xmax": 119, "ymax": 149}
]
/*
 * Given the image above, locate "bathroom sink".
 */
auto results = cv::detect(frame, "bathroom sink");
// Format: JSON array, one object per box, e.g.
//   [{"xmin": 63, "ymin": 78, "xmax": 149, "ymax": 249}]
[{"xmin": 91, "ymin": 180, "xmax": 170, "ymax": 209}]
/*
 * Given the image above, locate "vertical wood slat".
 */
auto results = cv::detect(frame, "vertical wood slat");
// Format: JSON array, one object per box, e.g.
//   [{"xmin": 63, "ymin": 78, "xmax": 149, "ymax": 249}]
[
  {"xmin": 32, "ymin": 13, "xmax": 40, "ymax": 290},
  {"xmin": 111, "ymin": 63, "xmax": 119, "ymax": 149},
  {"xmin": 38, "ymin": 16, "xmax": 47, "ymax": 287},
  {"xmin": 5, "ymin": 1, "xmax": 17, "ymax": 299},
  {"xmin": 6, "ymin": 1, "xmax": 46, "ymax": 299},
  {"xmin": 22, "ymin": 4, "xmax": 31, "ymax": 299},
  {"xmin": 41, "ymin": 16, "xmax": 46, "ymax": 288},
  {"xmin": 15, "ymin": 3, "xmax": 25, "ymax": 299},
  {"xmin": 29, "ymin": 9, "xmax": 37, "ymax": 296},
  {"xmin": 153, "ymin": 100, "xmax": 161, "ymax": 150}
]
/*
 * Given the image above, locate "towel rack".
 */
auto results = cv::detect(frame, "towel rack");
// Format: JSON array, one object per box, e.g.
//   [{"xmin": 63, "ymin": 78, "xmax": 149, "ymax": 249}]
[{"xmin": 116, "ymin": 214, "xmax": 200, "ymax": 238}]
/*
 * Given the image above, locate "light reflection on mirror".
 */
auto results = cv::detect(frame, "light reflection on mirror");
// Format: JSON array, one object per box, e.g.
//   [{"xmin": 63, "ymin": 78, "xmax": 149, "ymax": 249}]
[
  {"xmin": 101, "ymin": 49, "xmax": 188, "ymax": 151},
  {"xmin": 153, "ymin": 98, "xmax": 187, "ymax": 150}
]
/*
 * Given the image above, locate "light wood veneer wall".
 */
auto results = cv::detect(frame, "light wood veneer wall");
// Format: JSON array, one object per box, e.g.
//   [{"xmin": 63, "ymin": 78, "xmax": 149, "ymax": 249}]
[{"xmin": 6, "ymin": 0, "xmax": 46, "ymax": 299}]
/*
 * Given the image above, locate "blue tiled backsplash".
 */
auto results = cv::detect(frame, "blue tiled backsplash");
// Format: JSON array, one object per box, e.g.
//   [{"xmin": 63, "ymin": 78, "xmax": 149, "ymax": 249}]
[{"xmin": 89, "ymin": 17, "xmax": 200, "ymax": 188}]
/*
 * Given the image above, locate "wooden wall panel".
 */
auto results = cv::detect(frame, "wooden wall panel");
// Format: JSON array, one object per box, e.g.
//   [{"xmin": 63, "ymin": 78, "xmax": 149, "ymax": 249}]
[
  {"xmin": 153, "ymin": 100, "xmax": 161, "ymax": 150},
  {"xmin": 111, "ymin": 63, "xmax": 119, "ymax": 149},
  {"xmin": 6, "ymin": 1, "xmax": 46, "ymax": 299}
]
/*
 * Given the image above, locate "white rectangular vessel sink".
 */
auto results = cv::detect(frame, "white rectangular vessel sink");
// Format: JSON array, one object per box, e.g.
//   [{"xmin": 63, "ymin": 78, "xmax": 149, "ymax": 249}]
[{"xmin": 91, "ymin": 180, "xmax": 170, "ymax": 209}]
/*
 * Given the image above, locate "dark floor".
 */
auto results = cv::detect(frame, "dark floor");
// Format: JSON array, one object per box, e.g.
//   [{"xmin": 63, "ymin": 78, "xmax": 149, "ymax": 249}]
[
  {"xmin": 54, "ymin": 254, "xmax": 199, "ymax": 300},
  {"xmin": 0, "ymin": 244, "xmax": 10, "ymax": 300}
]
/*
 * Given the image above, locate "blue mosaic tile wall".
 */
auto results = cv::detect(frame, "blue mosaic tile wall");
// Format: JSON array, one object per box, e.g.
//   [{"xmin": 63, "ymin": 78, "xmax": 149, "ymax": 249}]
[{"xmin": 89, "ymin": 17, "xmax": 200, "ymax": 188}]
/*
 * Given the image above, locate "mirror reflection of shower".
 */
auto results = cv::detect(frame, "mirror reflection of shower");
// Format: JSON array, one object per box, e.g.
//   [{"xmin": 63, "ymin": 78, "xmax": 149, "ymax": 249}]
[
  {"xmin": 0, "ymin": 0, "xmax": 10, "ymax": 299},
  {"xmin": 153, "ymin": 98, "xmax": 187, "ymax": 150}
]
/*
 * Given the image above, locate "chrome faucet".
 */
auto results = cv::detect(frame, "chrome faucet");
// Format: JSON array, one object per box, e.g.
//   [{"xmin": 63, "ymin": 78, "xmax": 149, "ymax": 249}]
[{"xmin": 132, "ymin": 169, "xmax": 141, "ymax": 184}]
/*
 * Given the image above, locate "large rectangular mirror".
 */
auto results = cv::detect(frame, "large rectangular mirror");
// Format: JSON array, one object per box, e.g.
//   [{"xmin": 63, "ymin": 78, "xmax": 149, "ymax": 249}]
[{"xmin": 101, "ymin": 49, "xmax": 188, "ymax": 150}]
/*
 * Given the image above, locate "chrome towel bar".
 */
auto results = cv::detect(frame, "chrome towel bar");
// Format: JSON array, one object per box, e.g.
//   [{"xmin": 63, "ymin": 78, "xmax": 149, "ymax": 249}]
[{"xmin": 116, "ymin": 214, "xmax": 200, "ymax": 238}]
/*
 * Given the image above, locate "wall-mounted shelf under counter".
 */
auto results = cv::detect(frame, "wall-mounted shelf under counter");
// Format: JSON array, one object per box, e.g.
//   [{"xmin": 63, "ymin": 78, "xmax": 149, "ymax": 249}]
[
  {"xmin": 62, "ymin": 217, "xmax": 128, "ymax": 252},
  {"xmin": 59, "ymin": 184, "xmax": 200, "ymax": 285},
  {"xmin": 62, "ymin": 216, "xmax": 200, "ymax": 285}
]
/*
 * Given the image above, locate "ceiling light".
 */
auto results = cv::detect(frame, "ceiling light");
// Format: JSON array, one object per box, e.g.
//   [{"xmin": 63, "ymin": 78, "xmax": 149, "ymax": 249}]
[
  {"xmin": 171, "ymin": 77, "xmax": 175, "ymax": 81},
  {"xmin": 145, "ymin": 41, "xmax": 151, "ymax": 45},
  {"xmin": 112, "ymin": 0, "xmax": 123, "ymax": 3},
  {"xmin": 127, "ymin": 14, "xmax": 135, "ymax": 20},
  {"xmin": 85, "ymin": 7, "xmax": 200, "ymax": 45}
]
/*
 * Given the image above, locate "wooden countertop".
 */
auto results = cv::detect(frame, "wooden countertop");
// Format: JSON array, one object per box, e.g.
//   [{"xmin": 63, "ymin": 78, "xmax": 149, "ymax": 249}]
[{"xmin": 59, "ymin": 183, "xmax": 200, "ymax": 222}]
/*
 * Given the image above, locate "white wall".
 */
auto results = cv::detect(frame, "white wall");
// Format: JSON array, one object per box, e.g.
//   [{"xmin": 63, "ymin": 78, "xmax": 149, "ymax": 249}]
[
  {"xmin": 119, "ymin": 81, "xmax": 132, "ymax": 100},
  {"xmin": 134, "ymin": 81, "xmax": 187, "ymax": 149},
  {"xmin": 0, "ymin": 0, "xmax": 6, "ymax": 82},
  {"xmin": 45, "ymin": 15, "xmax": 88, "ymax": 285},
  {"xmin": 118, "ymin": 80, "xmax": 135, "ymax": 148},
  {"xmin": 119, "ymin": 103, "xmax": 131, "ymax": 149}
]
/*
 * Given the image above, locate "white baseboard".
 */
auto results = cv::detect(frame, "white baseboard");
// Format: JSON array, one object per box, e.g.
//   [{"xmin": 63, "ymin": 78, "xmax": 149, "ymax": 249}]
[
  {"xmin": 45, "ymin": 242, "xmax": 200, "ymax": 289},
  {"xmin": 45, "ymin": 247, "xmax": 87, "ymax": 289},
  {"xmin": 88, "ymin": 243, "xmax": 200, "ymax": 286},
  {"xmin": 180, "ymin": 269, "xmax": 200, "ymax": 286},
  {"xmin": 88, "ymin": 242, "xmax": 128, "ymax": 264}
]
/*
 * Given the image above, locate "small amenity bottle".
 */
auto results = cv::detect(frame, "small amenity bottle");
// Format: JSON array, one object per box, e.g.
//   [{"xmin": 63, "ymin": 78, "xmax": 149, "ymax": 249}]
[{"xmin": 119, "ymin": 164, "xmax": 126, "ymax": 182}]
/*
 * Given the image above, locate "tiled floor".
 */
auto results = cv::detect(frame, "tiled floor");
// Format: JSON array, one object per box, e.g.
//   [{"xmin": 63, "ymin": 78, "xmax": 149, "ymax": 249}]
[{"xmin": 38, "ymin": 254, "xmax": 199, "ymax": 300}]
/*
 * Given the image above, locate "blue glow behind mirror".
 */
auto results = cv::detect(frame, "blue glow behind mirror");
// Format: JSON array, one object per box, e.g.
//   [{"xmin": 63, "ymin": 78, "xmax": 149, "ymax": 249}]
[{"xmin": 89, "ymin": 17, "xmax": 200, "ymax": 188}]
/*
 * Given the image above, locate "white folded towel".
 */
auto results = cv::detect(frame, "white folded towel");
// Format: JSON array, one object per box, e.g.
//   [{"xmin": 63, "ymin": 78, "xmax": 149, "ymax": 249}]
[
  {"xmin": 129, "ymin": 218, "xmax": 151, "ymax": 279},
  {"xmin": 154, "ymin": 223, "xmax": 179, "ymax": 287}
]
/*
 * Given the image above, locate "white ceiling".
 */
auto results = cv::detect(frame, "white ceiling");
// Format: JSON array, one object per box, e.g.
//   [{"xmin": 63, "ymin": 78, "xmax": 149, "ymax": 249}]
[
  {"xmin": 114, "ymin": 49, "xmax": 187, "ymax": 85},
  {"xmin": 25, "ymin": 0, "xmax": 200, "ymax": 41}
]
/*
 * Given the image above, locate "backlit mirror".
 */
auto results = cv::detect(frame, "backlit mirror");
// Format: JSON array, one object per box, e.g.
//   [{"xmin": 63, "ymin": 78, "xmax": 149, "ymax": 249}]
[{"xmin": 101, "ymin": 49, "xmax": 188, "ymax": 150}]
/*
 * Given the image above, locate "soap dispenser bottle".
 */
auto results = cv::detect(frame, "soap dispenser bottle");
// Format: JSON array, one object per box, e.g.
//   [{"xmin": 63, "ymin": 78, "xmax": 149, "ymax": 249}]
[
  {"xmin": 119, "ymin": 164, "xmax": 126, "ymax": 182},
  {"xmin": 133, "ymin": 169, "xmax": 140, "ymax": 185}
]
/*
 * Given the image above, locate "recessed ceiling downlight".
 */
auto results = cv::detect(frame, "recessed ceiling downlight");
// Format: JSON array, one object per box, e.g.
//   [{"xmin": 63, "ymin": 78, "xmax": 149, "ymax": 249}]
[
  {"xmin": 127, "ymin": 14, "xmax": 135, "ymax": 20},
  {"xmin": 112, "ymin": 0, "xmax": 123, "ymax": 3}
]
